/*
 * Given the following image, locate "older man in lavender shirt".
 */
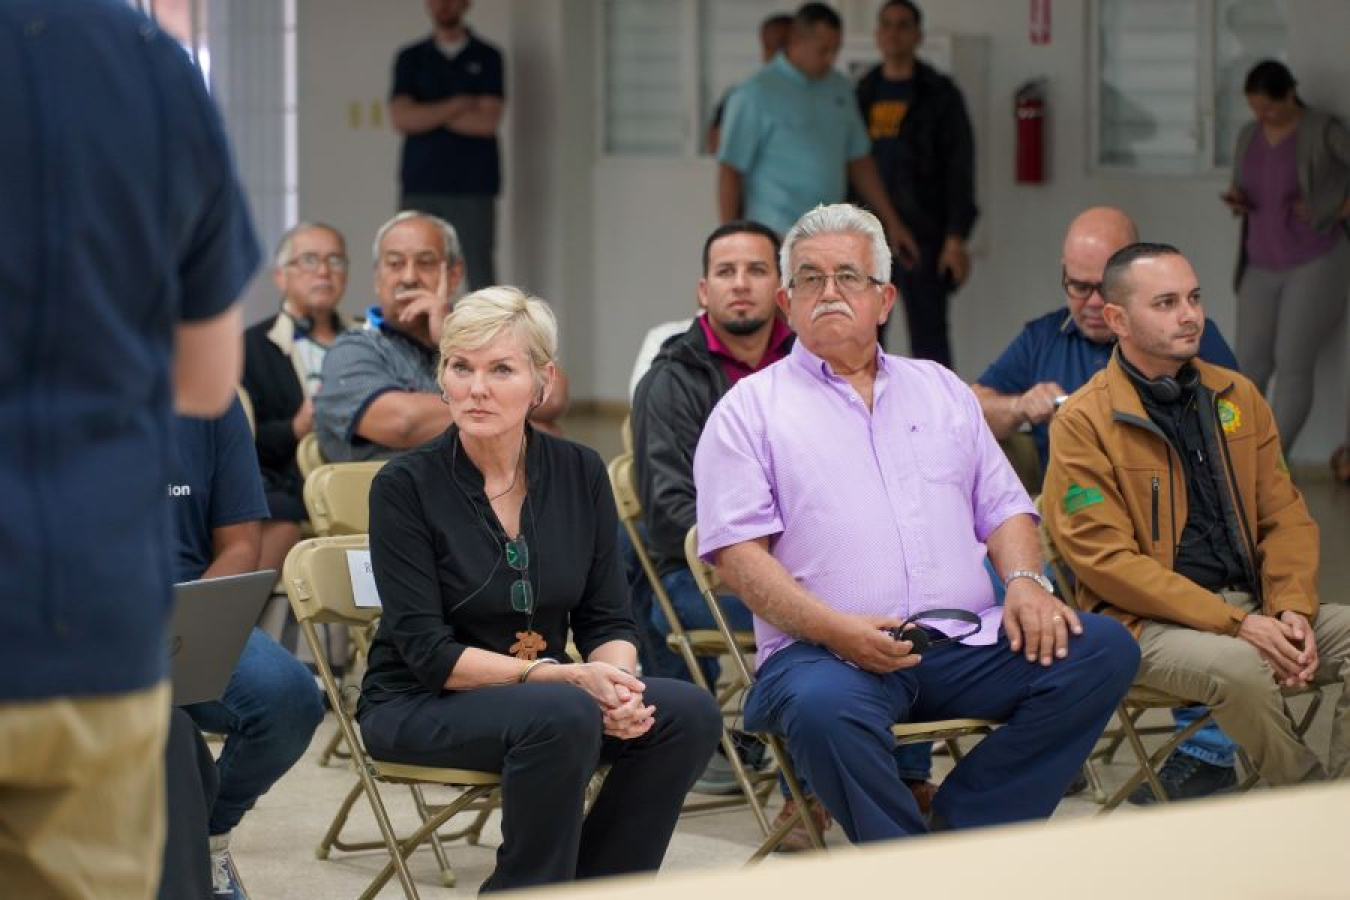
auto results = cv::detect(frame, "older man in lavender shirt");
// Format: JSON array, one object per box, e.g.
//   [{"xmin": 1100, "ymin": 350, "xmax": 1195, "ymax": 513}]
[{"xmin": 694, "ymin": 204, "xmax": 1138, "ymax": 843}]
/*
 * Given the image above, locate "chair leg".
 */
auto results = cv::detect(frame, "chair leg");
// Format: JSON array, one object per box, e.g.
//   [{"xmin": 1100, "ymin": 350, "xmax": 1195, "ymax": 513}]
[
  {"xmin": 717, "ymin": 727, "xmax": 771, "ymax": 836},
  {"xmin": 1099, "ymin": 704, "xmax": 1211, "ymax": 813},
  {"xmin": 316, "ymin": 778, "xmax": 364, "ymax": 860},
  {"xmin": 354, "ymin": 770, "xmax": 425, "ymax": 900},
  {"xmin": 360, "ymin": 785, "xmax": 495, "ymax": 900},
  {"xmin": 944, "ymin": 737, "xmax": 965, "ymax": 763},
  {"xmin": 745, "ymin": 735, "xmax": 824, "ymax": 864},
  {"xmin": 317, "ymin": 726, "xmax": 350, "ymax": 767},
  {"xmin": 409, "ymin": 784, "xmax": 458, "ymax": 888}
]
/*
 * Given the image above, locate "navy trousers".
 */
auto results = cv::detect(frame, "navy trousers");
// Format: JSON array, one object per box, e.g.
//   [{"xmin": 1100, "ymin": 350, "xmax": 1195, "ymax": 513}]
[{"xmin": 743, "ymin": 613, "xmax": 1137, "ymax": 843}]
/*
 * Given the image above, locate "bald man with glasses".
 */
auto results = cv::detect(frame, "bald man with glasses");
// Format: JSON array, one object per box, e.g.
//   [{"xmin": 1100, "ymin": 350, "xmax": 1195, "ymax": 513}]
[{"xmin": 973, "ymin": 207, "xmax": 1239, "ymax": 477}]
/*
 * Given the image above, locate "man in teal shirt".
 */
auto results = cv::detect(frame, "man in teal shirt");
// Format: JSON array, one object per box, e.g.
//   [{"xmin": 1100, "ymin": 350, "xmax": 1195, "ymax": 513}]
[{"xmin": 718, "ymin": 3, "xmax": 917, "ymax": 266}]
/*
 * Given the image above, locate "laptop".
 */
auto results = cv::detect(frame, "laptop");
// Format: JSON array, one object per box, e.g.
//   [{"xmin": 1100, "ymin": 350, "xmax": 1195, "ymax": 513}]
[{"xmin": 169, "ymin": 570, "xmax": 276, "ymax": 706}]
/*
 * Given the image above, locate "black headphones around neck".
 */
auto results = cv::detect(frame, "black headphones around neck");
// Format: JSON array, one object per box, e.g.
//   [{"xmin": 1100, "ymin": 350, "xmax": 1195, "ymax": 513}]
[{"xmin": 1120, "ymin": 354, "xmax": 1200, "ymax": 404}]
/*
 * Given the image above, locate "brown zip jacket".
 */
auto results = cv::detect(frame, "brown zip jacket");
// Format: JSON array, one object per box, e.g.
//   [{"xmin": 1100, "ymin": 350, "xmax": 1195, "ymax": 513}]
[{"xmin": 1043, "ymin": 352, "xmax": 1319, "ymax": 638}]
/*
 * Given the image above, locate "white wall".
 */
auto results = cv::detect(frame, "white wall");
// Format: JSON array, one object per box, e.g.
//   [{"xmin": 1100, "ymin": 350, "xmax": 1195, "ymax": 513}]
[
  {"xmin": 580, "ymin": 0, "xmax": 1348, "ymax": 461},
  {"xmin": 291, "ymin": 0, "xmax": 1348, "ymax": 460},
  {"xmin": 293, "ymin": 0, "xmax": 513, "ymax": 316}
]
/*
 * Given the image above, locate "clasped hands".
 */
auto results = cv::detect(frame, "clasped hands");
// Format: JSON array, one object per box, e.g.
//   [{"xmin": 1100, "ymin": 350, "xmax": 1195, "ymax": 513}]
[
  {"xmin": 1238, "ymin": 610, "xmax": 1318, "ymax": 688},
  {"xmin": 534, "ymin": 660, "xmax": 655, "ymax": 740}
]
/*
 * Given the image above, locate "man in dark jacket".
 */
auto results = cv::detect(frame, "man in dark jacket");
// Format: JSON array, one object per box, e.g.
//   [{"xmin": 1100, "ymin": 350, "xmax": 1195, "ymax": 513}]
[
  {"xmin": 856, "ymin": 0, "xmax": 977, "ymax": 366},
  {"xmin": 631, "ymin": 220, "xmax": 792, "ymax": 800},
  {"xmin": 242, "ymin": 222, "xmax": 353, "ymax": 574},
  {"xmin": 633, "ymin": 221, "xmax": 791, "ymax": 655}
]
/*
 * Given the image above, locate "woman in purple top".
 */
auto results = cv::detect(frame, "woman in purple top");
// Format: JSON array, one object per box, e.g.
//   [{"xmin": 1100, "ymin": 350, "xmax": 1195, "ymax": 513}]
[{"xmin": 1223, "ymin": 60, "xmax": 1350, "ymax": 455}]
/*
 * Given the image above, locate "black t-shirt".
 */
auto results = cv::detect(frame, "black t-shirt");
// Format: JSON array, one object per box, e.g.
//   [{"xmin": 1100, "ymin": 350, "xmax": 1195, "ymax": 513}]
[
  {"xmin": 391, "ymin": 34, "xmax": 503, "ymax": 196},
  {"xmin": 1139, "ymin": 387, "xmax": 1248, "ymax": 591},
  {"xmin": 862, "ymin": 76, "xmax": 914, "ymax": 193},
  {"xmin": 360, "ymin": 427, "xmax": 639, "ymax": 710}
]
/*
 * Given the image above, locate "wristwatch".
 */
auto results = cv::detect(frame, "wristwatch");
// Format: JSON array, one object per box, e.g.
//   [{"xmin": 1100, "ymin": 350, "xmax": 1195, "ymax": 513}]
[{"xmin": 1004, "ymin": 569, "xmax": 1056, "ymax": 595}]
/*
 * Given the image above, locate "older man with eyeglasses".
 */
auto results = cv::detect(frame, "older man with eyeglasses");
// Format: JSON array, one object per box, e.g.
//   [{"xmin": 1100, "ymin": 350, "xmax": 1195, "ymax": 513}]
[
  {"xmin": 243, "ymin": 222, "xmax": 356, "ymax": 573},
  {"xmin": 973, "ymin": 206, "xmax": 1238, "ymax": 477},
  {"xmin": 693, "ymin": 203, "xmax": 1138, "ymax": 844},
  {"xmin": 314, "ymin": 211, "xmax": 568, "ymax": 463}
]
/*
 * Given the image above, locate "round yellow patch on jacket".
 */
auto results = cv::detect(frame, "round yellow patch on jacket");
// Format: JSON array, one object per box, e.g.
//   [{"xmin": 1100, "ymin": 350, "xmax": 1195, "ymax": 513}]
[{"xmin": 1217, "ymin": 399, "xmax": 1242, "ymax": 434}]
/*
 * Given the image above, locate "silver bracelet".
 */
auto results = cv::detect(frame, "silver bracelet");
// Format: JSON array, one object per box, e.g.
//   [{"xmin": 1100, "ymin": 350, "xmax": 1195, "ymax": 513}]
[
  {"xmin": 1004, "ymin": 569, "xmax": 1055, "ymax": 595},
  {"xmin": 519, "ymin": 658, "xmax": 559, "ymax": 683}
]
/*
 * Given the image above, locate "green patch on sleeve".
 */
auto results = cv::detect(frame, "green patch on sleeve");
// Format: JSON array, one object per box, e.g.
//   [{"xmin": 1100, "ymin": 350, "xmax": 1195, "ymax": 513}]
[{"xmin": 1063, "ymin": 482, "xmax": 1104, "ymax": 515}]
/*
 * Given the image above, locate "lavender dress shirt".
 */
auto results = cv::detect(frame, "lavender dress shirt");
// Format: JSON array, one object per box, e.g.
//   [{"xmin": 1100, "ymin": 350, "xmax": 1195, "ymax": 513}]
[{"xmin": 694, "ymin": 340, "xmax": 1036, "ymax": 667}]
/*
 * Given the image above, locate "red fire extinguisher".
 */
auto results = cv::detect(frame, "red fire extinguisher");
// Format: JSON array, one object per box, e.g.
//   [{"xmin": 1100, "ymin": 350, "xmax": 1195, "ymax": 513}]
[{"xmin": 1015, "ymin": 80, "xmax": 1047, "ymax": 184}]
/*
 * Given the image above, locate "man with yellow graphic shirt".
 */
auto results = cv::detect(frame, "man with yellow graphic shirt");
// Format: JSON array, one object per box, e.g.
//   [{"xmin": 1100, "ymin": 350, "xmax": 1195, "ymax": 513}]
[
  {"xmin": 1044, "ymin": 242, "xmax": 1350, "ymax": 788},
  {"xmin": 856, "ymin": 1, "xmax": 976, "ymax": 367}
]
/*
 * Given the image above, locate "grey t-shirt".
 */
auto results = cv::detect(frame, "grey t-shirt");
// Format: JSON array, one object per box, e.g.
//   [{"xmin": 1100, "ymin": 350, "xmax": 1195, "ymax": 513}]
[{"xmin": 314, "ymin": 325, "xmax": 439, "ymax": 462}]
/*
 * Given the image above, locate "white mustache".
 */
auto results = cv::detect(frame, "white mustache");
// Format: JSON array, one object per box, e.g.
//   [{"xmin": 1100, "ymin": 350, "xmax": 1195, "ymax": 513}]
[{"xmin": 811, "ymin": 300, "xmax": 854, "ymax": 321}]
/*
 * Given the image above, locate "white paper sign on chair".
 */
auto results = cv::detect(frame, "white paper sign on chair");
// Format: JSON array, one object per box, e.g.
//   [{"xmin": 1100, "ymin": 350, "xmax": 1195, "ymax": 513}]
[{"xmin": 345, "ymin": 549, "xmax": 381, "ymax": 608}]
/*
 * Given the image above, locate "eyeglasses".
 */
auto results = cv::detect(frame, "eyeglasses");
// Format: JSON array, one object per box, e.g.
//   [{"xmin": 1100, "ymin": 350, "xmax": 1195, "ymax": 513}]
[
  {"xmin": 286, "ymin": 252, "xmax": 349, "ymax": 273},
  {"xmin": 504, "ymin": 536, "xmax": 534, "ymax": 614},
  {"xmin": 788, "ymin": 269, "xmax": 884, "ymax": 299},
  {"xmin": 1062, "ymin": 269, "xmax": 1104, "ymax": 301},
  {"xmin": 381, "ymin": 252, "xmax": 445, "ymax": 275}
]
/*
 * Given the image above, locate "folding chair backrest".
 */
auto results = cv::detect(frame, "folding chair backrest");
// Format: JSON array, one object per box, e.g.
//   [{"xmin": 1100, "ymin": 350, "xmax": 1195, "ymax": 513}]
[
  {"xmin": 283, "ymin": 534, "xmax": 381, "ymax": 630},
  {"xmin": 304, "ymin": 460, "xmax": 386, "ymax": 537},
  {"xmin": 606, "ymin": 453, "xmax": 691, "ymax": 643},
  {"xmin": 620, "ymin": 415, "xmax": 634, "ymax": 456},
  {"xmin": 684, "ymin": 526, "xmax": 758, "ymax": 689},
  {"xmin": 1034, "ymin": 494, "xmax": 1078, "ymax": 604},
  {"xmin": 999, "ymin": 431, "xmax": 1042, "ymax": 495},
  {"xmin": 296, "ymin": 431, "xmax": 327, "ymax": 482}
]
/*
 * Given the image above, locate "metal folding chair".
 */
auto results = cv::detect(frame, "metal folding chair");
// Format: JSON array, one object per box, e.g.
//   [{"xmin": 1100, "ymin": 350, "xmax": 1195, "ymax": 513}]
[
  {"xmin": 284, "ymin": 535, "xmax": 500, "ymax": 897},
  {"xmin": 685, "ymin": 527, "xmax": 995, "ymax": 861}
]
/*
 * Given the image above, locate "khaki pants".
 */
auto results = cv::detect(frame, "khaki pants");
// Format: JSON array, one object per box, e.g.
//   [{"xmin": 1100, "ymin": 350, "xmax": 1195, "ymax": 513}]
[
  {"xmin": 1136, "ymin": 592, "xmax": 1350, "ymax": 785},
  {"xmin": 0, "ymin": 682, "xmax": 170, "ymax": 900}
]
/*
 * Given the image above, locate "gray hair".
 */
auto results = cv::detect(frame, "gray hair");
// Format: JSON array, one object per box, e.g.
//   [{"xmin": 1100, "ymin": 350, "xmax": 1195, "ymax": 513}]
[
  {"xmin": 438, "ymin": 286, "xmax": 558, "ymax": 391},
  {"xmin": 272, "ymin": 221, "xmax": 345, "ymax": 269},
  {"xmin": 780, "ymin": 203, "xmax": 892, "ymax": 285},
  {"xmin": 371, "ymin": 211, "xmax": 462, "ymax": 267}
]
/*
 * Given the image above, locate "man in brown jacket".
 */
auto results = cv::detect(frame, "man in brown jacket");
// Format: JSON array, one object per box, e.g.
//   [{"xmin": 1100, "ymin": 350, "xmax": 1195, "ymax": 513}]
[{"xmin": 1044, "ymin": 242, "xmax": 1350, "ymax": 787}]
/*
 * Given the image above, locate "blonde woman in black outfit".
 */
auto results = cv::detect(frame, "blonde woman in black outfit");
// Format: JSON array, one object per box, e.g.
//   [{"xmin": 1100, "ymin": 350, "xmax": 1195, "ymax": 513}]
[{"xmin": 357, "ymin": 286, "xmax": 721, "ymax": 893}]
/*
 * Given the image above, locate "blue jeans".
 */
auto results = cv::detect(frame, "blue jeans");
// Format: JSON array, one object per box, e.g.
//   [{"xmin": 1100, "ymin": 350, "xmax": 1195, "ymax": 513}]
[
  {"xmin": 1006, "ymin": 558, "xmax": 1241, "ymax": 769},
  {"xmin": 745, "ymin": 615, "xmax": 1138, "ymax": 841},
  {"xmin": 651, "ymin": 567, "xmax": 753, "ymax": 688},
  {"xmin": 183, "ymin": 628, "xmax": 324, "ymax": 835},
  {"xmin": 616, "ymin": 524, "xmax": 687, "ymax": 681},
  {"xmin": 1172, "ymin": 705, "xmax": 1238, "ymax": 767}
]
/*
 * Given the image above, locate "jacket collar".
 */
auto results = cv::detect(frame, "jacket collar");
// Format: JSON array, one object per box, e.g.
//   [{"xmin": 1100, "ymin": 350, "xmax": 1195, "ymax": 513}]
[
  {"xmin": 265, "ymin": 306, "xmax": 351, "ymax": 354},
  {"xmin": 1105, "ymin": 348, "xmax": 1236, "ymax": 425}
]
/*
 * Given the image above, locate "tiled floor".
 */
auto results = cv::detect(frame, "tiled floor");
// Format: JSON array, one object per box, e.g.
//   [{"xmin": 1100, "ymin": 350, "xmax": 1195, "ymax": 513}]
[{"xmin": 231, "ymin": 414, "xmax": 1350, "ymax": 898}]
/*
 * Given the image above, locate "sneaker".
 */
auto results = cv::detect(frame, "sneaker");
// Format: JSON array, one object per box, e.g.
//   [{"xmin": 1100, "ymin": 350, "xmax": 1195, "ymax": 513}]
[
  {"xmin": 1126, "ymin": 752, "xmax": 1238, "ymax": 806},
  {"xmin": 771, "ymin": 796, "xmax": 832, "ymax": 853},
  {"xmin": 209, "ymin": 834, "xmax": 250, "ymax": 899},
  {"xmin": 691, "ymin": 749, "xmax": 741, "ymax": 795},
  {"xmin": 729, "ymin": 730, "xmax": 769, "ymax": 771}
]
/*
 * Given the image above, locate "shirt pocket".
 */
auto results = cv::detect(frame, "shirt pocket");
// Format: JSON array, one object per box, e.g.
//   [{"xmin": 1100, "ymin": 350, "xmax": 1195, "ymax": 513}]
[{"xmin": 907, "ymin": 427, "xmax": 970, "ymax": 485}]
